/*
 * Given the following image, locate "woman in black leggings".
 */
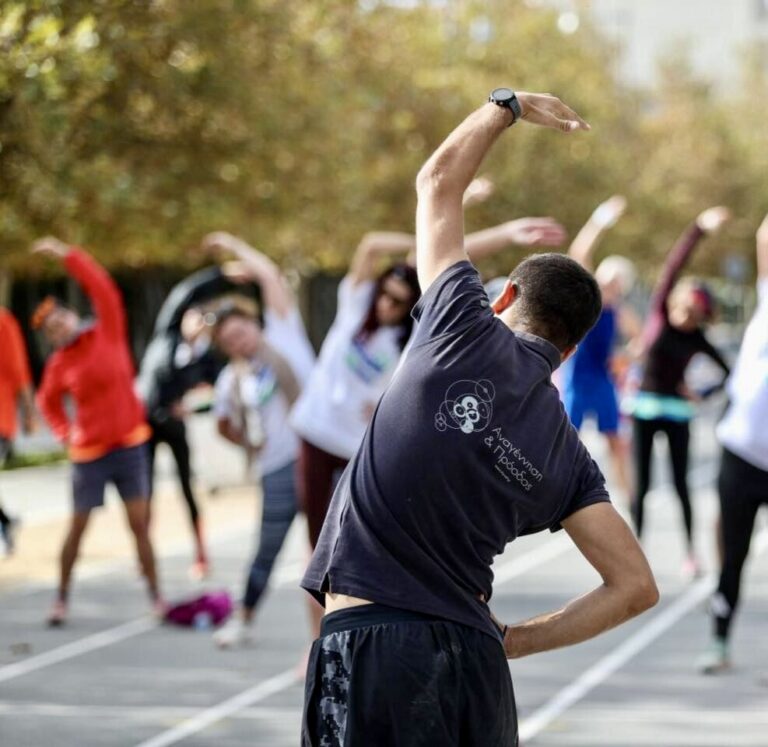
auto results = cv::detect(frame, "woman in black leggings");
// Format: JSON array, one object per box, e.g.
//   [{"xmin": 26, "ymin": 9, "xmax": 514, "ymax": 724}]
[
  {"xmin": 630, "ymin": 207, "xmax": 730, "ymax": 576},
  {"xmin": 699, "ymin": 214, "xmax": 768, "ymax": 673}
]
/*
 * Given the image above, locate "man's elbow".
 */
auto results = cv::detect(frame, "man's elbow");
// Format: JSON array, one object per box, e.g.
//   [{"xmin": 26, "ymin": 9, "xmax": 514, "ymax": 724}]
[
  {"xmin": 415, "ymin": 156, "xmax": 460, "ymax": 200},
  {"xmin": 625, "ymin": 573, "xmax": 659, "ymax": 617}
]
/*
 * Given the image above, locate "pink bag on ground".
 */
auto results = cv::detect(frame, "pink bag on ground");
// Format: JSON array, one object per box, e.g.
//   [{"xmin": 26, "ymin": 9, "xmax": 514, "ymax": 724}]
[{"xmin": 164, "ymin": 591, "xmax": 233, "ymax": 627}]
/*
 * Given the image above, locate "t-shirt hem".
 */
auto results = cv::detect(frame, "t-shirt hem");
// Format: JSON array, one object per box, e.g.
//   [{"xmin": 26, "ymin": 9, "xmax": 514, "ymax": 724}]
[{"xmin": 301, "ymin": 572, "xmax": 503, "ymax": 644}]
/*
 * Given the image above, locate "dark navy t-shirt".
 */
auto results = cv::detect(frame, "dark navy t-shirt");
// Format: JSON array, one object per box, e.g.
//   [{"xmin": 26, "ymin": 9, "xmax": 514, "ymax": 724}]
[{"xmin": 302, "ymin": 261, "xmax": 609, "ymax": 640}]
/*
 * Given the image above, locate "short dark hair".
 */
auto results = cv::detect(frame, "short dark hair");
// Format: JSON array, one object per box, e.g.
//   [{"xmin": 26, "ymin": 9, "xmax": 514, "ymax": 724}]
[{"xmin": 508, "ymin": 253, "xmax": 602, "ymax": 351}]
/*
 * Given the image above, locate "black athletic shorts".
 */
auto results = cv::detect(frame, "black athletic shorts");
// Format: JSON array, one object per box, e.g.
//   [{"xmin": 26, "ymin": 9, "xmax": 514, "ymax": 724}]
[{"xmin": 301, "ymin": 603, "xmax": 517, "ymax": 747}]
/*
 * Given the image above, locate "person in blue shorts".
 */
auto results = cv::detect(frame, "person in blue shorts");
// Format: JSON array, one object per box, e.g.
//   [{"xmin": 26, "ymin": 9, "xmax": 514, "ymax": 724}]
[{"xmin": 564, "ymin": 195, "xmax": 640, "ymax": 501}]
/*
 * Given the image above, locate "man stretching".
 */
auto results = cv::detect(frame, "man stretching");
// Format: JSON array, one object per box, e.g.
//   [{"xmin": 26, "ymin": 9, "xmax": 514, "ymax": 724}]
[{"xmin": 301, "ymin": 89, "xmax": 658, "ymax": 746}]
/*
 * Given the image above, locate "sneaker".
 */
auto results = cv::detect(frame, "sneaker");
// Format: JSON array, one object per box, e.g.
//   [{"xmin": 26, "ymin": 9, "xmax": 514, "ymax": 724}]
[
  {"xmin": 0, "ymin": 517, "xmax": 18, "ymax": 555},
  {"xmin": 681, "ymin": 554, "xmax": 703, "ymax": 581},
  {"xmin": 152, "ymin": 597, "xmax": 169, "ymax": 621},
  {"xmin": 47, "ymin": 600, "xmax": 68, "ymax": 627},
  {"xmin": 213, "ymin": 616, "xmax": 253, "ymax": 649},
  {"xmin": 188, "ymin": 559, "xmax": 210, "ymax": 581},
  {"xmin": 698, "ymin": 639, "xmax": 730, "ymax": 674}
]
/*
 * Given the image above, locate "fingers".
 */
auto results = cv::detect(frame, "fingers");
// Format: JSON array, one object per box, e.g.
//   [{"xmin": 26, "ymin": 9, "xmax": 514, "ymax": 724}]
[{"xmin": 520, "ymin": 94, "xmax": 590, "ymax": 133}]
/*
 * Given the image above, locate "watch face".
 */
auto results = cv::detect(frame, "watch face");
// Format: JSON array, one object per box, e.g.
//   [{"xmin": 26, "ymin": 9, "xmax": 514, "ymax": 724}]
[{"xmin": 492, "ymin": 87, "xmax": 513, "ymax": 102}]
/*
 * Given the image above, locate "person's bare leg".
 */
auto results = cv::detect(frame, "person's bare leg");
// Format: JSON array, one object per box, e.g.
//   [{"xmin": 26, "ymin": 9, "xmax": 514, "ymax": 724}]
[
  {"xmin": 49, "ymin": 511, "xmax": 91, "ymax": 625},
  {"xmin": 123, "ymin": 498, "xmax": 161, "ymax": 604},
  {"xmin": 606, "ymin": 433, "xmax": 631, "ymax": 505}
]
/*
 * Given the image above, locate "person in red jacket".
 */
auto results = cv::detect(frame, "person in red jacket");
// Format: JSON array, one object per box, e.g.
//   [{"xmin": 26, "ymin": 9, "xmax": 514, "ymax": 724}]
[
  {"xmin": 31, "ymin": 237, "xmax": 162, "ymax": 625},
  {"xmin": 0, "ymin": 307, "xmax": 36, "ymax": 553}
]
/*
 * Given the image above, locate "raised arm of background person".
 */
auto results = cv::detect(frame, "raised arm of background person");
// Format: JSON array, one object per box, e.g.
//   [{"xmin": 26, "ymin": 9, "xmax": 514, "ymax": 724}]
[
  {"xmin": 649, "ymin": 207, "xmax": 730, "ymax": 316},
  {"xmin": 347, "ymin": 232, "xmax": 416, "ymax": 286},
  {"xmin": 415, "ymin": 93, "xmax": 589, "ymax": 293},
  {"xmin": 463, "ymin": 217, "xmax": 566, "ymax": 260},
  {"xmin": 152, "ymin": 266, "xmax": 233, "ymax": 336},
  {"xmin": 757, "ymin": 213, "xmax": 768, "ymax": 279},
  {"xmin": 36, "ymin": 359, "xmax": 71, "ymax": 443},
  {"xmin": 568, "ymin": 195, "xmax": 627, "ymax": 271},
  {"xmin": 31, "ymin": 237, "xmax": 126, "ymax": 341},
  {"xmin": 201, "ymin": 232, "xmax": 295, "ymax": 318},
  {"xmin": 501, "ymin": 503, "xmax": 658, "ymax": 659}
]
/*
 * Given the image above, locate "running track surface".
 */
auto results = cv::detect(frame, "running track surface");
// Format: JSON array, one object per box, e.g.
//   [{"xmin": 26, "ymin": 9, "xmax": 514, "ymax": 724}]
[{"xmin": 1, "ymin": 411, "xmax": 767, "ymax": 747}]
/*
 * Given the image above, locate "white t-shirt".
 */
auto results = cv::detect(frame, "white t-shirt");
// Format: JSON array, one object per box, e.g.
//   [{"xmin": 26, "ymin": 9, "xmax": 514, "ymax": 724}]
[
  {"xmin": 290, "ymin": 277, "xmax": 403, "ymax": 459},
  {"xmin": 717, "ymin": 278, "xmax": 768, "ymax": 471},
  {"xmin": 214, "ymin": 308, "xmax": 315, "ymax": 476}
]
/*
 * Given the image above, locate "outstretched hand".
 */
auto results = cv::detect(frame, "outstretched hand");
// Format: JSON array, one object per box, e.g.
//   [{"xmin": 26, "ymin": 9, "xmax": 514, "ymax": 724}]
[
  {"xmin": 696, "ymin": 206, "xmax": 731, "ymax": 234},
  {"xmin": 517, "ymin": 93, "xmax": 590, "ymax": 133},
  {"xmin": 591, "ymin": 195, "xmax": 627, "ymax": 230},
  {"xmin": 31, "ymin": 236, "xmax": 69, "ymax": 259},
  {"xmin": 200, "ymin": 231, "xmax": 245, "ymax": 258},
  {"xmin": 462, "ymin": 177, "xmax": 495, "ymax": 208},
  {"xmin": 506, "ymin": 217, "xmax": 567, "ymax": 248}
]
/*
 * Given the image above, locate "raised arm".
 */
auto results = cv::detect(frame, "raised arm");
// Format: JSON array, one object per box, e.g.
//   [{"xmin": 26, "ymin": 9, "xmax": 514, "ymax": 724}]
[
  {"xmin": 347, "ymin": 232, "xmax": 416, "ymax": 285},
  {"xmin": 650, "ymin": 207, "xmax": 730, "ymax": 315},
  {"xmin": 757, "ymin": 213, "xmax": 768, "ymax": 280},
  {"xmin": 152, "ymin": 266, "xmax": 233, "ymax": 335},
  {"xmin": 464, "ymin": 217, "xmax": 566, "ymax": 260},
  {"xmin": 31, "ymin": 237, "xmax": 125, "ymax": 339},
  {"xmin": 201, "ymin": 232, "xmax": 294, "ymax": 318},
  {"xmin": 501, "ymin": 503, "xmax": 658, "ymax": 658},
  {"xmin": 415, "ymin": 91, "xmax": 589, "ymax": 292},
  {"xmin": 568, "ymin": 195, "xmax": 627, "ymax": 271}
]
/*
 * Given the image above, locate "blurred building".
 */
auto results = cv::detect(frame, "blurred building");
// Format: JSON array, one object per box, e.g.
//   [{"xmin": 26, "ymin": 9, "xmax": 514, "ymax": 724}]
[{"xmin": 534, "ymin": 0, "xmax": 768, "ymax": 89}]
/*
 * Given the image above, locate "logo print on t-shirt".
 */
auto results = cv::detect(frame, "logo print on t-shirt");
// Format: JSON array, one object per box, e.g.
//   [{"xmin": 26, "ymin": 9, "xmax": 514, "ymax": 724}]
[{"xmin": 435, "ymin": 379, "xmax": 495, "ymax": 434}]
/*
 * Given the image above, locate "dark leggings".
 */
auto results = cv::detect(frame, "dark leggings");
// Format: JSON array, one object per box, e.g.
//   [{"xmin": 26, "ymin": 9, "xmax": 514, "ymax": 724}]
[
  {"xmin": 713, "ymin": 448, "xmax": 768, "ymax": 641},
  {"xmin": 243, "ymin": 460, "xmax": 298, "ymax": 610},
  {"xmin": 297, "ymin": 439, "xmax": 348, "ymax": 549},
  {"xmin": 0, "ymin": 504, "xmax": 10, "ymax": 527},
  {"xmin": 631, "ymin": 417, "xmax": 692, "ymax": 545},
  {"xmin": 147, "ymin": 415, "xmax": 199, "ymax": 526}
]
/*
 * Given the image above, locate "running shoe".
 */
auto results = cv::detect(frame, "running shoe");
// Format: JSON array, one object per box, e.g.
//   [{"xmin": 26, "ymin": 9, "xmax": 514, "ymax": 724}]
[
  {"xmin": 188, "ymin": 558, "xmax": 210, "ymax": 581},
  {"xmin": 0, "ymin": 517, "xmax": 18, "ymax": 555},
  {"xmin": 47, "ymin": 600, "xmax": 68, "ymax": 627},
  {"xmin": 681, "ymin": 554, "xmax": 703, "ymax": 581},
  {"xmin": 698, "ymin": 639, "xmax": 730, "ymax": 674},
  {"xmin": 213, "ymin": 616, "xmax": 253, "ymax": 649}
]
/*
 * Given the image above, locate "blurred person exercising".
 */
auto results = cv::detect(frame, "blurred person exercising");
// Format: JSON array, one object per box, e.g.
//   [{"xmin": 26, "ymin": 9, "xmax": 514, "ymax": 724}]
[
  {"xmin": 0, "ymin": 306, "xmax": 37, "ymax": 553},
  {"xmin": 564, "ymin": 195, "xmax": 641, "ymax": 501},
  {"xmin": 628, "ymin": 208, "xmax": 731, "ymax": 577},
  {"xmin": 699, "ymin": 214, "xmax": 768, "ymax": 673},
  {"xmin": 137, "ymin": 264, "xmax": 239, "ymax": 578},
  {"xmin": 200, "ymin": 232, "xmax": 316, "ymax": 648},
  {"xmin": 32, "ymin": 238, "xmax": 162, "ymax": 625},
  {"xmin": 301, "ymin": 89, "xmax": 658, "ymax": 747}
]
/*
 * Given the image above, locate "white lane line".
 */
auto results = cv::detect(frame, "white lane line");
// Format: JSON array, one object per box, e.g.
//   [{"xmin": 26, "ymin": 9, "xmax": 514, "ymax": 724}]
[
  {"xmin": 0, "ymin": 617, "xmax": 157, "ymax": 685},
  {"xmin": 133, "ymin": 668, "xmax": 301, "ymax": 747},
  {"xmin": 518, "ymin": 528, "xmax": 768, "ymax": 743}
]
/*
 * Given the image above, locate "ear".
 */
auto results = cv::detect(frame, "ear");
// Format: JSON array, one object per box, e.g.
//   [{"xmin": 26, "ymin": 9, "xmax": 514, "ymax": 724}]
[
  {"xmin": 491, "ymin": 280, "xmax": 518, "ymax": 315},
  {"xmin": 561, "ymin": 344, "xmax": 577, "ymax": 363}
]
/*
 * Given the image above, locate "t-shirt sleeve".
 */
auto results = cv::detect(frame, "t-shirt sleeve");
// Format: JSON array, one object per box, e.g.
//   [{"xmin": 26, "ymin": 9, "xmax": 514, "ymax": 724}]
[
  {"xmin": 550, "ymin": 447, "xmax": 610, "ymax": 532},
  {"xmin": 213, "ymin": 366, "xmax": 235, "ymax": 420},
  {"xmin": 336, "ymin": 277, "xmax": 375, "ymax": 328},
  {"xmin": 410, "ymin": 261, "xmax": 492, "ymax": 345},
  {"xmin": 263, "ymin": 308, "xmax": 317, "ymax": 387}
]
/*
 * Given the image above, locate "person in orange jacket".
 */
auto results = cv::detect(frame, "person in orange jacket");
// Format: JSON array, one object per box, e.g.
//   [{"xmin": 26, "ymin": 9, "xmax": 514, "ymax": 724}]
[
  {"xmin": 31, "ymin": 237, "xmax": 163, "ymax": 625},
  {"xmin": 0, "ymin": 306, "xmax": 36, "ymax": 554}
]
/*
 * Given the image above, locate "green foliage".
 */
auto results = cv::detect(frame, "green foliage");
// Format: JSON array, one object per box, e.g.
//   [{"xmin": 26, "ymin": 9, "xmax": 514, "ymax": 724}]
[{"xmin": 1, "ymin": 0, "xmax": 766, "ymax": 280}]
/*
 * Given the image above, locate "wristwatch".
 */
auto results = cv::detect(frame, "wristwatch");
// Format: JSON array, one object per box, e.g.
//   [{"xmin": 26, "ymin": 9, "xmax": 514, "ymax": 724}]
[{"xmin": 488, "ymin": 88, "xmax": 522, "ymax": 125}]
